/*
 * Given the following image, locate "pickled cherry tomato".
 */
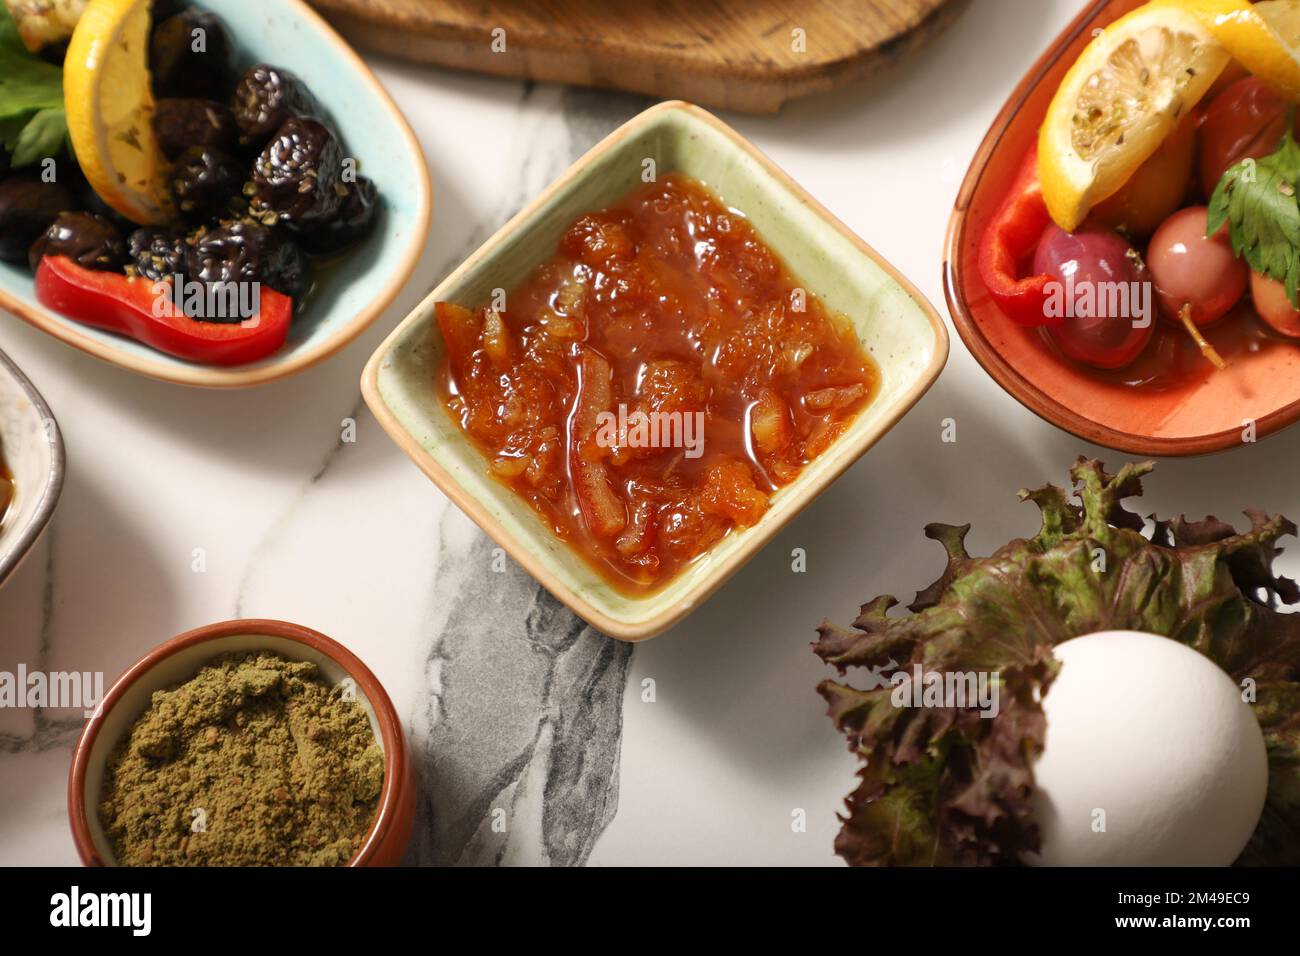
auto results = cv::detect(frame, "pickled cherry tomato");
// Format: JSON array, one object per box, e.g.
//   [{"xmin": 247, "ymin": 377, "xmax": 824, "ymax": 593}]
[
  {"xmin": 1250, "ymin": 270, "xmax": 1300, "ymax": 338},
  {"xmin": 1094, "ymin": 115, "xmax": 1195, "ymax": 239},
  {"xmin": 1198, "ymin": 76, "xmax": 1291, "ymax": 196},
  {"xmin": 1032, "ymin": 223, "xmax": 1155, "ymax": 369},
  {"xmin": 1204, "ymin": 59, "xmax": 1251, "ymax": 104},
  {"xmin": 1147, "ymin": 206, "xmax": 1247, "ymax": 326}
]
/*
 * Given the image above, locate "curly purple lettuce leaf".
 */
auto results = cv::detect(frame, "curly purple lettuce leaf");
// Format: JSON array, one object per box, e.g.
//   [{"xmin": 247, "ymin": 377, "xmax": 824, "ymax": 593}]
[{"xmin": 814, "ymin": 458, "xmax": 1300, "ymax": 867}]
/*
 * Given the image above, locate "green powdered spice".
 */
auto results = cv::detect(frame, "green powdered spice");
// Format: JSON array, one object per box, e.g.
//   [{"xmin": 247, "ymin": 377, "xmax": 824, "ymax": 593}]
[{"xmin": 99, "ymin": 651, "xmax": 385, "ymax": 867}]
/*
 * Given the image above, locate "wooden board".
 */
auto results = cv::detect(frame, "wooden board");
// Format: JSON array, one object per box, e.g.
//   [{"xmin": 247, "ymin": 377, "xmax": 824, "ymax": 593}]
[{"xmin": 306, "ymin": 0, "xmax": 970, "ymax": 113}]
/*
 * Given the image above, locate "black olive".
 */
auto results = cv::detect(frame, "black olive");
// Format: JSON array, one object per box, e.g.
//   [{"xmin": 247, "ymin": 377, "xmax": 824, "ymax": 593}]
[
  {"xmin": 62, "ymin": 159, "xmax": 135, "ymax": 233},
  {"xmin": 153, "ymin": 99, "xmax": 239, "ymax": 160},
  {"xmin": 230, "ymin": 65, "xmax": 319, "ymax": 151},
  {"xmin": 127, "ymin": 228, "xmax": 188, "ymax": 283},
  {"xmin": 29, "ymin": 212, "xmax": 127, "ymax": 273},
  {"xmin": 149, "ymin": 11, "xmax": 234, "ymax": 100},
  {"xmin": 0, "ymin": 175, "xmax": 78, "ymax": 265},
  {"xmin": 251, "ymin": 118, "xmax": 344, "ymax": 230},
  {"xmin": 38, "ymin": 40, "xmax": 69, "ymax": 67},
  {"xmin": 77, "ymin": 187, "xmax": 135, "ymax": 232},
  {"xmin": 305, "ymin": 176, "xmax": 379, "ymax": 255},
  {"xmin": 0, "ymin": 150, "xmax": 9, "ymax": 180},
  {"xmin": 186, "ymin": 220, "xmax": 309, "ymax": 302},
  {"xmin": 151, "ymin": 0, "xmax": 186, "ymax": 21},
  {"xmin": 171, "ymin": 147, "xmax": 245, "ymax": 222}
]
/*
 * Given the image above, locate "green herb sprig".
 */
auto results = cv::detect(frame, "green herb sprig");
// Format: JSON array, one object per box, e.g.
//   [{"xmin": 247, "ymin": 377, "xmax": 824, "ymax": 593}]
[
  {"xmin": 0, "ymin": 5, "xmax": 67, "ymax": 167},
  {"xmin": 1208, "ymin": 114, "xmax": 1300, "ymax": 308}
]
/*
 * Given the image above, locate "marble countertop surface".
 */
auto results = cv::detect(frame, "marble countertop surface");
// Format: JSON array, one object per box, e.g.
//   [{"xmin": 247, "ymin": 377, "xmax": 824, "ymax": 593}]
[{"xmin": 3, "ymin": 0, "xmax": 1298, "ymax": 866}]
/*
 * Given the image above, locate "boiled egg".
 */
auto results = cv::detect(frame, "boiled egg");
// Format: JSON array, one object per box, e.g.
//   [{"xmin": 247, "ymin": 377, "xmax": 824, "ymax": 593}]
[{"xmin": 1026, "ymin": 630, "xmax": 1268, "ymax": 866}]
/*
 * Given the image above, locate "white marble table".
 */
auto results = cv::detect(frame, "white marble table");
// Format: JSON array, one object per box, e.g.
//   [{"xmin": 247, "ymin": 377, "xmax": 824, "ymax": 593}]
[{"xmin": 3, "ymin": 0, "xmax": 1298, "ymax": 866}]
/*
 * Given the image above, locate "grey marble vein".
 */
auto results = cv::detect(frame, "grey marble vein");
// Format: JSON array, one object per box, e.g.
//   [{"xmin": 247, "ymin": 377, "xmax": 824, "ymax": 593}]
[
  {"xmin": 0, "ymin": 525, "xmax": 83, "ymax": 754},
  {"xmin": 402, "ymin": 88, "xmax": 650, "ymax": 866},
  {"xmin": 405, "ymin": 515, "xmax": 630, "ymax": 866},
  {"xmin": 231, "ymin": 84, "xmax": 651, "ymax": 867}
]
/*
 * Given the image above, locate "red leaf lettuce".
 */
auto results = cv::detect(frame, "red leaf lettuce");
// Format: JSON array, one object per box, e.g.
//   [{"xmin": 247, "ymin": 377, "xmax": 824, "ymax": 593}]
[{"xmin": 814, "ymin": 459, "xmax": 1300, "ymax": 866}]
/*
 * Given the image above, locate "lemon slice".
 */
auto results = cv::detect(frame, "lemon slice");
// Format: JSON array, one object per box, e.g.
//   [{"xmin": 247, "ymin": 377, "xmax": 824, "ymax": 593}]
[
  {"xmin": 1162, "ymin": 0, "xmax": 1300, "ymax": 100},
  {"xmin": 63, "ymin": 0, "xmax": 173, "ymax": 225},
  {"xmin": 1039, "ymin": 3, "xmax": 1230, "ymax": 232}
]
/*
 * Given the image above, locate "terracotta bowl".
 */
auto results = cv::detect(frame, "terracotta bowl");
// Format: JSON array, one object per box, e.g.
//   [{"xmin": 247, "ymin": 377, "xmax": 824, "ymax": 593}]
[
  {"xmin": 944, "ymin": 0, "xmax": 1300, "ymax": 456},
  {"xmin": 68, "ymin": 619, "xmax": 414, "ymax": 867}
]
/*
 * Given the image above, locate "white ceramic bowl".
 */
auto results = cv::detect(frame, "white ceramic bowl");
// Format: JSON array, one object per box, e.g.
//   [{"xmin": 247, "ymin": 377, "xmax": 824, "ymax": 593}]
[{"xmin": 0, "ymin": 348, "xmax": 64, "ymax": 588}]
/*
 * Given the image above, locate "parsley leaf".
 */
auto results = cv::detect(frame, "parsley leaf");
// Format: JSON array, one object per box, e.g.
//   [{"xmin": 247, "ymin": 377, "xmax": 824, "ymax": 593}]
[
  {"xmin": 11, "ymin": 105, "xmax": 66, "ymax": 165},
  {"xmin": 0, "ymin": 4, "xmax": 68, "ymax": 168},
  {"xmin": 1208, "ymin": 125, "xmax": 1300, "ymax": 307}
]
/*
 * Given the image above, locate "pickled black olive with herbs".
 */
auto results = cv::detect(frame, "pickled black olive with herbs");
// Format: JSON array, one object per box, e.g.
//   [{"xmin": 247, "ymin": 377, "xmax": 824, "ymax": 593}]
[
  {"xmin": 59, "ymin": 158, "xmax": 136, "ymax": 232},
  {"xmin": 186, "ymin": 220, "xmax": 309, "ymax": 303},
  {"xmin": 231, "ymin": 65, "xmax": 320, "ymax": 150},
  {"xmin": 0, "ymin": 176, "xmax": 78, "ymax": 263},
  {"xmin": 150, "ymin": 0, "xmax": 188, "ymax": 23},
  {"xmin": 74, "ymin": 183, "xmax": 135, "ymax": 233},
  {"xmin": 252, "ymin": 117, "xmax": 345, "ymax": 229},
  {"xmin": 172, "ymin": 147, "xmax": 246, "ymax": 222},
  {"xmin": 306, "ymin": 177, "xmax": 378, "ymax": 255},
  {"xmin": 37, "ymin": 40, "xmax": 69, "ymax": 67},
  {"xmin": 28, "ymin": 212, "xmax": 128, "ymax": 273},
  {"xmin": 127, "ymin": 228, "xmax": 189, "ymax": 283},
  {"xmin": 154, "ymin": 99, "xmax": 240, "ymax": 160},
  {"xmin": 149, "ymin": 10, "xmax": 234, "ymax": 100}
]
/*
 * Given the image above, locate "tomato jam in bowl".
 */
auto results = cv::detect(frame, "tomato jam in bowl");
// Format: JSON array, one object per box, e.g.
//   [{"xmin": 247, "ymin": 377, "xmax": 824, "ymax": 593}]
[
  {"xmin": 436, "ymin": 174, "xmax": 880, "ymax": 593},
  {"xmin": 363, "ymin": 102, "xmax": 947, "ymax": 640}
]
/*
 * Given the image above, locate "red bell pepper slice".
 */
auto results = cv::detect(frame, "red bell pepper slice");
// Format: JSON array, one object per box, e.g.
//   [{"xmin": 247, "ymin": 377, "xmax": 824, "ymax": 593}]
[
  {"xmin": 977, "ymin": 145, "xmax": 1058, "ymax": 327},
  {"xmin": 34, "ymin": 255, "xmax": 292, "ymax": 366}
]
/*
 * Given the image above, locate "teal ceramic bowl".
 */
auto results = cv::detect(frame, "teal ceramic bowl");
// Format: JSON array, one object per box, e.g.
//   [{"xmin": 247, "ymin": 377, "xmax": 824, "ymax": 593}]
[
  {"xmin": 363, "ymin": 101, "xmax": 948, "ymax": 640},
  {"xmin": 0, "ymin": 0, "xmax": 430, "ymax": 388}
]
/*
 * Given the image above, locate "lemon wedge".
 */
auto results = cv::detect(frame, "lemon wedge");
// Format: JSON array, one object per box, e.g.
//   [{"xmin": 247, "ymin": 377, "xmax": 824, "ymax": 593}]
[
  {"xmin": 63, "ymin": 0, "xmax": 174, "ymax": 225},
  {"xmin": 1039, "ymin": 3, "xmax": 1230, "ymax": 232},
  {"xmin": 1162, "ymin": 0, "xmax": 1300, "ymax": 101}
]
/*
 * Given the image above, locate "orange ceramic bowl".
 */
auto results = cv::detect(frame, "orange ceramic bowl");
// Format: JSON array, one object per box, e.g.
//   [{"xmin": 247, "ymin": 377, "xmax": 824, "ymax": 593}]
[
  {"xmin": 68, "ymin": 619, "xmax": 414, "ymax": 867},
  {"xmin": 945, "ymin": 0, "xmax": 1300, "ymax": 456}
]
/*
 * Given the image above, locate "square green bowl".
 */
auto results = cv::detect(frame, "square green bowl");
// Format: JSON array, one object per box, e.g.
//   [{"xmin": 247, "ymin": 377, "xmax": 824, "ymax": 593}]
[{"xmin": 362, "ymin": 101, "xmax": 947, "ymax": 640}]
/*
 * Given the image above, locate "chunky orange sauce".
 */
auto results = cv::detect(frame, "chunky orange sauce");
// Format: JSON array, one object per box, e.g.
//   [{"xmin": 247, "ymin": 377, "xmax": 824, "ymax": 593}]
[
  {"xmin": 0, "ymin": 448, "xmax": 12, "ymax": 530},
  {"xmin": 436, "ymin": 174, "xmax": 877, "ymax": 593}
]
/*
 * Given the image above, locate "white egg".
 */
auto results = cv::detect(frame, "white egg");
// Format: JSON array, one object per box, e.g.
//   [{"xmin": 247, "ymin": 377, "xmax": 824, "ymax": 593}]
[{"xmin": 1026, "ymin": 630, "xmax": 1268, "ymax": 867}]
